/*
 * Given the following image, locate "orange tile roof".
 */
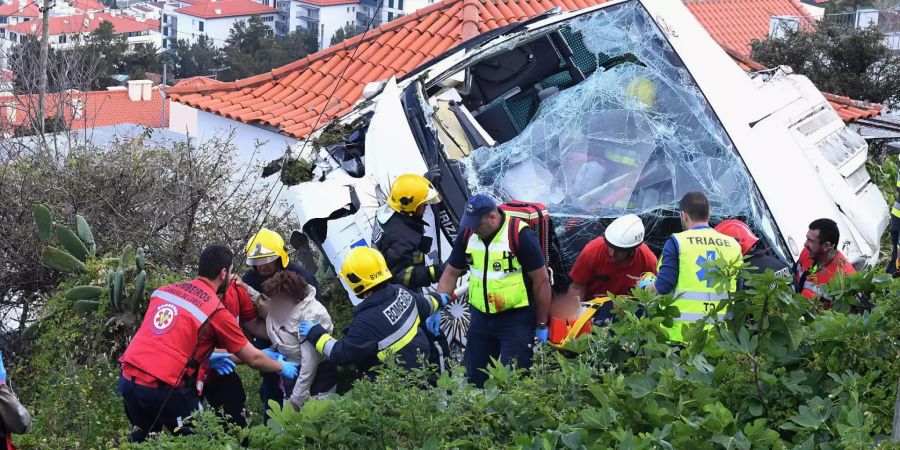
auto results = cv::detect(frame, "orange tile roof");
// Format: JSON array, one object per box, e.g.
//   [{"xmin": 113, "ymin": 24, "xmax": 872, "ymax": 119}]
[
  {"xmin": 167, "ymin": 0, "xmax": 609, "ymax": 138},
  {"xmin": 298, "ymin": 0, "xmax": 359, "ymax": 6},
  {"xmin": 684, "ymin": 0, "xmax": 812, "ymax": 57},
  {"xmin": 173, "ymin": 76, "xmax": 224, "ymax": 88},
  {"xmin": 2, "ymin": 12, "xmax": 159, "ymax": 35},
  {"xmin": 0, "ymin": 1, "xmax": 39, "ymax": 17},
  {"xmin": 174, "ymin": 0, "xmax": 277, "ymax": 19},
  {"xmin": 0, "ymin": 88, "xmax": 167, "ymax": 130},
  {"xmin": 70, "ymin": 0, "xmax": 106, "ymax": 12}
]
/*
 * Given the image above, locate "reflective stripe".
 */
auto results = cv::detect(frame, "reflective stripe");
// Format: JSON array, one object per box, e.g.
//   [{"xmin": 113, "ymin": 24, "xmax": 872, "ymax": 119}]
[
  {"xmin": 378, "ymin": 314, "xmax": 421, "ymax": 361},
  {"xmin": 152, "ymin": 290, "xmax": 208, "ymax": 323},
  {"xmin": 322, "ymin": 339, "xmax": 336, "ymax": 357},
  {"xmin": 892, "ymin": 201, "xmax": 900, "ymax": 218},
  {"xmin": 803, "ymin": 281, "xmax": 821, "ymax": 295},
  {"xmin": 676, "ymin": 312, "xmax": 726, "ymax": 323},
  {"xmin": 315, "ymin": 333, "xmax": 335, "ymax": 355},
  {"xmin": 378, "ymin": 311, "xmax": 418, "ymax": 351},
  {"xmin": 468, "ymin": 267, "xmax": 523, "ymax": 280},
  {"xmin": 673, "ymin": 290, "xmax": 731, "ymax": 301}
]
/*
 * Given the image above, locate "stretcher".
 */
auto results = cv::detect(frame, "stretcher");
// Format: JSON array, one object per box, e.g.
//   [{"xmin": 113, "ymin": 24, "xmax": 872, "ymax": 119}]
[{"xmin": 548, "ymin": 296, "xmax": 616, "ymax": 350}]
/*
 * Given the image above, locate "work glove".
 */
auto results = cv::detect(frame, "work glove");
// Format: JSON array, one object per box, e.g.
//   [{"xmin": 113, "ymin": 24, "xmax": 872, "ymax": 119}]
[
  {"xmin": 278, "ymin": 355, "xmax": 299, "ymax": 379},
  {"xmin": 424, "ymin": 165, "xmax": 442, "ymax": 183},
  {"xmin": 637, "ymin": 272, "xmax": 656, "ymax": 290},
  {"xmin": 298, "ymin": 320, "xmax": 319, "ymax": 338},
  {"xmin": 208, "ymin": 353, "xmax": 236, "ymax": 376},
  {"xmin": 425, "ymin": 311, "xmax": 442, "ymax": 336},
  {"xmin": 436, "ymin": 293, "xmax": 451, "ymax": 308},
  {"xmin": 0, "ymin": 351, "xmax": 7, "ymax": 383},
  {"xmin": 535, "ymin": 327, "xmax": 549, "ymax": 344},
  {"xmin": 262, "ymin": 348, "xmax": 284, "ymax": 361}
]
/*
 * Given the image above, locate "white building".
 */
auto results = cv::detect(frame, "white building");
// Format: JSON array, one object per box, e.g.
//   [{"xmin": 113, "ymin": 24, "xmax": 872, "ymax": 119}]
[
  {"xmin": 0, "ymin": 12, "xmax": 161, "ymax": 52},
  {"xmin": 287, "ymin": 0, "xmax": 356, "ymax": 49},
  {"xmin": 161, "ymin": 0, "xmax": 277, "ymax": 48},
  {"xmin": 124, "ymin": 1, "xmax": 166, "ymax": 21},
  {"xmin": 0, "ymin": 0, "xmax": 39, "ymax": 26},
  {"xmin": 355, "ymin": 0, "xmax": 434, "ymax": 31}
]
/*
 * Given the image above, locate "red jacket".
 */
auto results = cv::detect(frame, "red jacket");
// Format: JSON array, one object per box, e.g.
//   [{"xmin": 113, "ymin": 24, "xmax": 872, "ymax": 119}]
[
  {"xmin": 795, "ymin": 248, "xmax": 856, "ymax": 301},
  {"xmin": 120, "ymin": 278, "xmax": 234, "ymax": 393}
]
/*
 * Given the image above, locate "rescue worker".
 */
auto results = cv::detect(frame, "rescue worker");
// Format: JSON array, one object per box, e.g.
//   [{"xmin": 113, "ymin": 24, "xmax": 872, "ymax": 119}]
[
  {"xmin": 118, "ymin": 244, "xmax": 299, "ymax": 443},
  {"xmin": 0, "ymin": 352, "xmax": 31, "ymax": 449},
  {"xmin": 647, "ymin": 192, "xmax": 742, "ymax": 342},
  {"xmin": 298, "ymin": 247, "xmax": 449, "ymax": 376},
  {"xmin": 714, "ymin": 219, "xmax": 791, "ymax": 287},
  {"xmin": 201, "ymin": 277, "xmax": 269, "ymax": 429},
  {"xmin": 794, "ymin": 218, "xmax": 856, "ymax": 303},
  {"xmin": 889, "ymin": 167, "xmax": 900, "ymax": 276},
  {"xmin": 372, "ymin": 173, "xmax": 450, "ymax": 371},
  {"xmin": 241, "ymin": 228, "xmax": 319, "ymax": 418},
  {"xmin": 437, "ymin": 194, "xmax": 552, "ymax": 388}
]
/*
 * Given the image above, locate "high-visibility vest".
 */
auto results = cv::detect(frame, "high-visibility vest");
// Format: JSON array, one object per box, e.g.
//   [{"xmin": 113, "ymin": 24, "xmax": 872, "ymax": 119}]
[
  {"xmin": 663, "ymin": 227, "xmax": 741, "ymax": 342},
  {"xmin": 465, "ymin": 214, "xmax": 530, "ymax": 314},
  {"xmin": 892, "ymin": 165, "xmax": 900, "ymax": 219},
  {"xmin": 120, "ymin": 279, "xmax": 225, "ymax": 391}
]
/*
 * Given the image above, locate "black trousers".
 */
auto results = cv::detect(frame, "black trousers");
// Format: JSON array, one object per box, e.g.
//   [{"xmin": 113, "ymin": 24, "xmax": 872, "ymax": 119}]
[
  {"xmin": 252, "ymin": 336, "xmax": 284, "ymax": 420},
  {"xmin": 118, "ymin": 376, "xmax": 200, "ymax": 443},
  {"xmin": 202, "ymin": 372, "xmax": 247, "ymax": 428},
  {"xmin": 888, "ymin": 228, "xmax": 899, "ymax": 276}
]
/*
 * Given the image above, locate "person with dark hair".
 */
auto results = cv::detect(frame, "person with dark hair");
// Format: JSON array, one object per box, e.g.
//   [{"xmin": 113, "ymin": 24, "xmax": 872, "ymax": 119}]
[
  {"xmin": 240, "ymin": 228, "xmax": 320, "ymax": 419},
  {"xmin": 646, "ymin": 192, "xmax": 742, "ymax": 342},
  {"xmin": 794, "ymin": 218, "xmax": 855, "ymax": 302},
  {"xmin": 262, "ymin": 271, "xmax": 336, "ymax": 410},
  {"xmin": 889, "ymin": 167, "xmax": 900, "ymax": 275},
  {"xmin": 118, "ymin": 244, "xmax": 299, "ymax": 443},
  {"xmin": 299, "ymin": 247, "xmax": 449, "ymax": 377}
]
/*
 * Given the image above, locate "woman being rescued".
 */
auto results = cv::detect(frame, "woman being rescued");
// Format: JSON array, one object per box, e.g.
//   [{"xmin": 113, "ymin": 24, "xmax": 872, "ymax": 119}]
[{"xmin": 261, "ymin": 271, "xmax": 337, "ymax": 410}]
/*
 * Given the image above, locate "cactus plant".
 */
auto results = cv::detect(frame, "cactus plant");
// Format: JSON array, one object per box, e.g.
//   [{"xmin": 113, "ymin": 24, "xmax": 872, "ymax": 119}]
[
  {"xmin": 112, "ymin": 269, "xmax": 124, "ymax": 312},
  {"xmin": 64, "ymin": 285, "xmax": 103, "ymax": 301},
  {"xmin": 73, "ymin": 300, "xmax": 100, "ymax": 313},
  {"xmin": 107, "ymin": 271, "xmax": 117, "ymax": 312},
  {"xmin": 41, "ymin": 246, "xmax": 85, "ymax": 273},
  {"xmin": 56, "ymin": 225, "xmax": 90, "ymax": 262},
  {"xmin": 75, "ymin": 215, "xmax": 96, "ymax": 256},
  {"xmin": 120, "ymin": 244, "xmax": 134, "ymax": 269},
  {"xmin": 136, "ymin": 248, "xmax": 145, "ymax": 272},
  {"xmin": 22, "ymin": 321, "xmax": 41, "ymax": 341},
  {"xmin": 32, "ymin": 204, "xmax": 53, "ymax": 244},
  {"xmin": 131, "ymin": 270, "xmax": 146, "ymax": 312}
]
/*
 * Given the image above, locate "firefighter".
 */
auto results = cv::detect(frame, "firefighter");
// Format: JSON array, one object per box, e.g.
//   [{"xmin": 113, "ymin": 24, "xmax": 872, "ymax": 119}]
[
  {"xmin": 436, "ymin": 194, "xmax": 552, "ymax": 388},
  {"xmin": 118, "ymin": 244, "xmax": 298, "ymax": 443},
  {"xmin": 241, "ymin": 228, "xmax": 319, "ymax": 418},
  {"xmin": 889, "ymin": 167, "xmax": 900, "ymax": 276},
  {"xmin": 372, "ymin": 173, "xmax": 450, "ymax": 371},
  {"xmin": 714, "ymin": 219, "xmax": 791, "ymax": 284},
  {"xmin": 299, "ymin": 247, "xmax": 449, "ymax": 376},
  {"xmin": 794, "ymin": 218, "xmax": 856, "ymax": 303},
  {"xmin": 646, "ymin": 192, "xmax": 742, "ymax": 342}
]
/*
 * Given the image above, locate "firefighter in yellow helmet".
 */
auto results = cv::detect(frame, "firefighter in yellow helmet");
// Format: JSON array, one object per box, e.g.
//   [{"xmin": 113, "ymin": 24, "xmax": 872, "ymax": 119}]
[
  {"xmin": 299, "ymin": 247, "xmax": 449, "ymax": 376},
  {"xmin": 241, "ymin": 228, "xmax": 320, "ymax": 420}
]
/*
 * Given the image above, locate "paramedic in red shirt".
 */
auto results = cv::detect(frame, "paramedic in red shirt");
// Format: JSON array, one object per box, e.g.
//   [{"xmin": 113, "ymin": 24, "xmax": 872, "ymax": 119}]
[
  {"xmin": 118, "ymin": 244, "xmax": 298, "ymax": 443},
  {"xmin": 794, "ymin": 218, "xmax": 856, "ymax": 302},
  {"xmin": 566, "ymin": 214, "xmax": 657, "ymax": 320}
]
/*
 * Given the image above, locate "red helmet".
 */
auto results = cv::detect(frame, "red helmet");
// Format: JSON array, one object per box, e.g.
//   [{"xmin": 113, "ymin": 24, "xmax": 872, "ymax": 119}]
[{"xmin": 714, "ymin": 219, "xmax": 759, "ymax": 255}]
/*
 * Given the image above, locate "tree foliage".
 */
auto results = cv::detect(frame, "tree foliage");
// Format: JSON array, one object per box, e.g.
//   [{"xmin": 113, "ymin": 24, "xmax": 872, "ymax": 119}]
[
  {"xmin": 169, "ymin": 36, "xmax": 223, "ymax": 79},
  {"xmin": 330, "ymin": 23, "xmax": 359, "ymax": 47},
  {"xmin": 751, "ymin": 20, "xmax": 900, "ymax": 106},
  {"xmin": 218, "ymin": 16, "xmax": 318, "ymax": 81}
]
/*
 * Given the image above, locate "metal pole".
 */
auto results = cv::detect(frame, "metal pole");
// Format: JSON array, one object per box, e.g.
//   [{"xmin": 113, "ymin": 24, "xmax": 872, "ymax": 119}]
[
  {"xmin": 38, "ymin": 0, "xmax": 52, "ymax": 135},
  {"xmin": 161, "ymin": 59, "xmax": 166, "ymax": 128}
]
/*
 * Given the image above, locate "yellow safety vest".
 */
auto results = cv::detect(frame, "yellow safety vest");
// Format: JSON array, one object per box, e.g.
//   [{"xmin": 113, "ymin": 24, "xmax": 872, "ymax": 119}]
[
  {"xmin": 892, "ymin": 165, "xmax": 900, "ymax": 218},
  {"xmin": 466, "ymin": 215, "xmax": 530, "ymax": 314},
  {"xmin": 662, "ymin": 227, "xmax": 741, "ymax": 342}
]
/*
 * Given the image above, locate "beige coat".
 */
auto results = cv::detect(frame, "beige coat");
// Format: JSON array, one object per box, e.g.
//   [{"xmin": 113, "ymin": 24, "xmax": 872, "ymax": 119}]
[{"xmin": 266, "ymin": 286, "xmax": 333, "ymax": 409}]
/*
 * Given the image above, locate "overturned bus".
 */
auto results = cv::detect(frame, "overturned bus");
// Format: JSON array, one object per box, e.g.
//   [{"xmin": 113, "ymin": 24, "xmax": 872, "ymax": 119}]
[{"xmin": 283, "ymin": 0, "xmax": 889, "ymax": 347}]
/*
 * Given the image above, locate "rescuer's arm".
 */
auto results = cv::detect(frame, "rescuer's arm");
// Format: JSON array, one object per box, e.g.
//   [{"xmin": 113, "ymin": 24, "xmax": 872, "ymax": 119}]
[
  {"xmin": 304, "ymin": 320, "xmax": 378, "ymax": 366},
  {"xmin": 234, "ymin": 343, "xmax": 285, "ymax": 373},
  {"xmin": 649, "ymin": 237, "xmax": 679, "ymax": 295},
  {"xmin": 437, "ymin": 233, "xmax": 467, "ymax": 295}
]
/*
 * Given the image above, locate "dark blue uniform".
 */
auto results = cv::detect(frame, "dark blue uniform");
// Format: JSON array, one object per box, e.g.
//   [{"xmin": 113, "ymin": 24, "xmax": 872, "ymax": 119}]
[
  {"xmin": 242, "ymin": 261, "xmax": 319, "ymax": 418},
  {"xmin": 306, "ymin": 284, "xmax": 439, "ymax": 376}
]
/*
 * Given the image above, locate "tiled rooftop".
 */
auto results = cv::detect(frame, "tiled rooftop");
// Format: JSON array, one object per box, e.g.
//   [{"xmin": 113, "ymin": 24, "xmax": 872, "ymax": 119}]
[
  {"xmin": 174, "ymin": 0, "xmax": 278, "ymax": 19},
  {"xmin": 168, "ymin": 0, "xmax": 878, "ymax": 139},
  {"xmin": 2, "ymin": 12, "xmax": 159, "ymax": 35},
  {"xmin": 0, "ymin": 88, "xmax": 167, "ymax": 131}
]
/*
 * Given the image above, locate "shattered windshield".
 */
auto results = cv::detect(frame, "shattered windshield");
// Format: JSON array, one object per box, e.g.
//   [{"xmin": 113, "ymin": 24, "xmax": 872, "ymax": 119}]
[{"xmin": 456, "ymin": 1, "xmax": 769, "ymax": 269}]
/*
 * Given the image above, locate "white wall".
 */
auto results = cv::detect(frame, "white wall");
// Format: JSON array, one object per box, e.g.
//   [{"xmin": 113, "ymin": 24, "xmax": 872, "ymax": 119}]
[
  {"xmin": 316, "ymin": 3, "xmax": 355, "ymax": 49},
  {"xmin": 168, "ymin": 101, "xmax": 297, "ymax": 167},
  {"xmin": 164, "ymin": 9, "xmax": 276, "ymax": 47}
]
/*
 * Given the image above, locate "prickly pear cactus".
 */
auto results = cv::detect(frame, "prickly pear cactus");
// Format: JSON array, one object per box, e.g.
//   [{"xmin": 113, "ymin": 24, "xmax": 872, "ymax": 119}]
[
  {"xmin": 64, "ymin": 285, "xmax": 102, "ymax": 301},
  {"xmin": 56, "ymin": 225, "xmax": 90, "ymax": 263},
  {"xmin": 41, "ymin": 246, "xmax": 85, "ymax": 273},
  {"xmin": 32, "ymin": 204, "xmax": 53, "ymax": 245},
  {"xmin": 75, "ymin": 215, "xmax": 96, "ymax": 256}
]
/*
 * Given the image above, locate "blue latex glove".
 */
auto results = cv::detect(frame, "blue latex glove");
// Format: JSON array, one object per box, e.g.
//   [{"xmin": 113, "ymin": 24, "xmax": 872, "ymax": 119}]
[
  {"xmin": 425, "ymin": 311, "xmax": 442, "ymax": 336},
  {"xmin": 298, "ymin": 320, "xmax": 319, "ymax": 338},
  {"xmin": 278, "ymin": 355, "xmax": 299, "ymax": 379},
  {"xmin": 436, "ymin": 293, "xmax": 451, "ymax": 308},
  {"xmin": 0, "ymin": 351, "xmax": 7, "ymax": 383},
  {"xmin": 262, "ymin": 348, "xmax": 284, "ymax": 361},
  {"xmin": 637, "ymin": 273, "xmax": 656, "ymax": 290},
  {"xmin": 535, "ymin": 327, "xmax": 549, "ymax": 344},
  {"xmin": 208, "ymin": 353, "xmax": 236, "ymax": 376}
]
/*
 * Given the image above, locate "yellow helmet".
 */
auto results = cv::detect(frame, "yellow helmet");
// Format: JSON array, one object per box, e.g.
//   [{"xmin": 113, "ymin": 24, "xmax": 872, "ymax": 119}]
[
  {"xmin": 387, "ymin": 174, "xmax": 439, "ymax": 215},
  {"xmin": 340, "ymin": 246, "xmax": 391, "ymax": 295},
  {"xmin": 245, "ymin": 228, "xmax": 289, "ymax": 267},
  {"xmin": 626, "ymin": 77, "xmax": 657, "ymax": 109}
]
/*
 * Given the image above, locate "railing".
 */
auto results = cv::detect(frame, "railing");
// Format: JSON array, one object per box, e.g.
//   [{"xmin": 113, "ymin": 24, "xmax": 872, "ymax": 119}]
[
  {"xmin": 770, "ymin": 10, "xmax": 900, "ymax": 51},
  {"xmin": 296, "ymin": 9, "xmax": 319, "ymax": 20}
]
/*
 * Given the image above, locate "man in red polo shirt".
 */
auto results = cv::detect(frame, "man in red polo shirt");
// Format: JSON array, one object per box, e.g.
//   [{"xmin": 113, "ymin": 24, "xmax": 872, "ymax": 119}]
[
  {"xmin": 118, "ymin": 244, "xmax": 298, "ymax": 443},
  {"xmin": 567, "ymin": 215, "xmax": 657, "ymax": 321},
  {"xmin": 794, "ymin": 218, "xmax": 856, "ymax": 303}
]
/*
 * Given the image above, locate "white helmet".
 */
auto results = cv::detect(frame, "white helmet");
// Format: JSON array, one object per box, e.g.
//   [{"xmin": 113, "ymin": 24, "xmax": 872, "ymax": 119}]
[{"xmin": 604, "ymin": 214, "xmax": 645, "ymax": 249}]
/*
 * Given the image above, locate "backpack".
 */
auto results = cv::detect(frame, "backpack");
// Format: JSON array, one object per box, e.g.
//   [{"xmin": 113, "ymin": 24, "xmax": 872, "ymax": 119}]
[{"xmin": 462, "ymin": 201, "xmax": 557, "ymax": 283}]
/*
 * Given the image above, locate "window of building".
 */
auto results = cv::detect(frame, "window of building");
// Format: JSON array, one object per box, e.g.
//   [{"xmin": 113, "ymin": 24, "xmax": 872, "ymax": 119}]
[
  {"xmin": 388, "ymin": 0, "xmax": 393, "ymax": 8},
  {"xmin": 398, "ymin": 0, "xmax": 402, "ymax": 9},
  {"xmin": 387, "ymin": 11, "xmax": 393, "ymax": 20},
  {"xmin": 199, "ymin": 21, "xmax": 204, "ymax": 31},
  {"xmin": 262, "ymin": 15, "xmax": 274, "ymax": 22},
  {"xmin": 162, "ymin": 14, "xmax": 168, "ymax": 23},
  {"xmin": 59, "ymin": 34, "xmax": 67, "ymax": 43},
  {"xmin": 0, "ymin": 17, "xmax": 7, "ymax": 24}
]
